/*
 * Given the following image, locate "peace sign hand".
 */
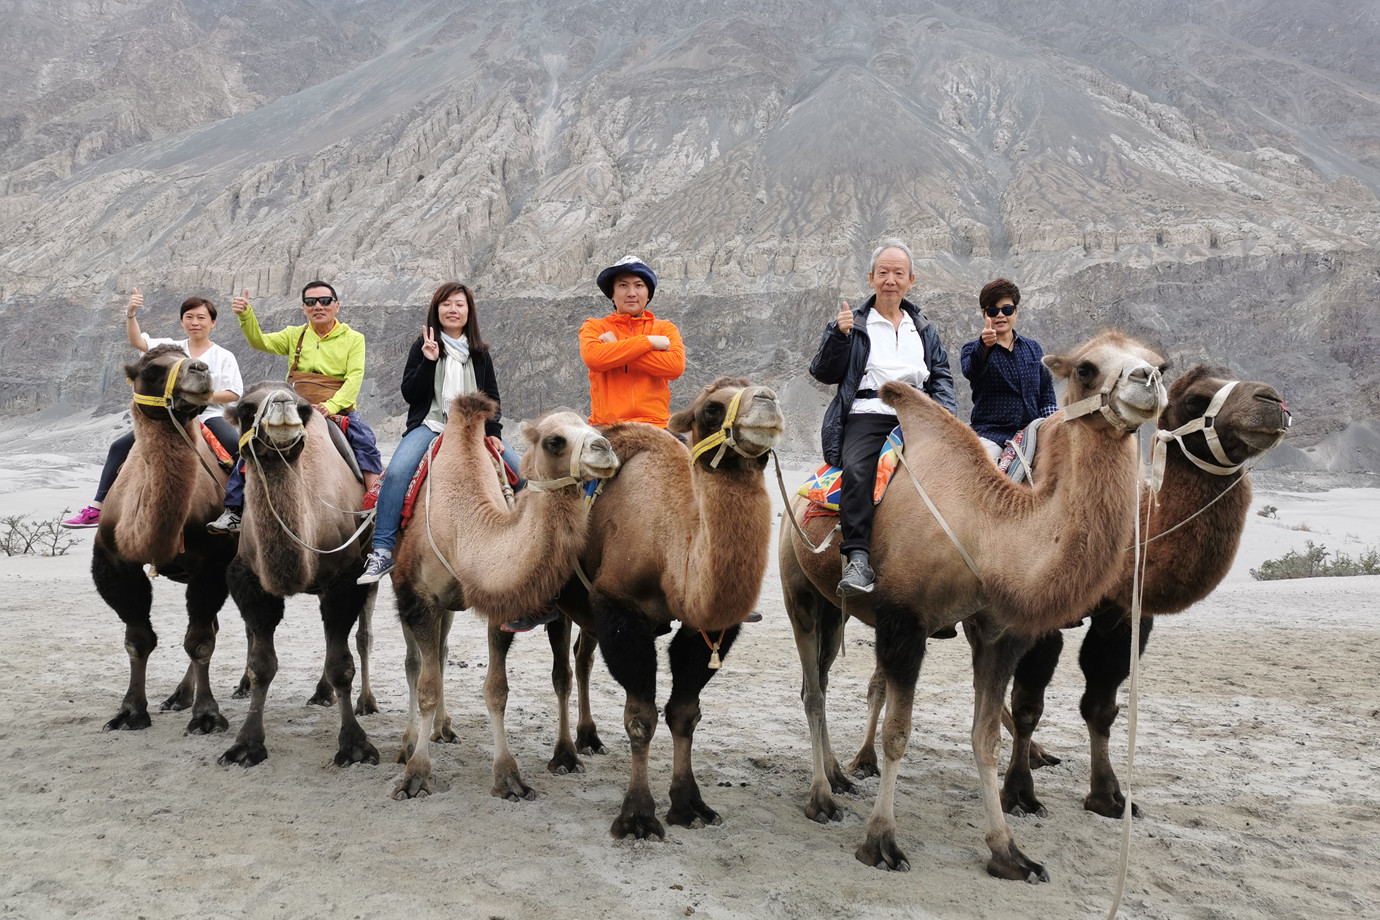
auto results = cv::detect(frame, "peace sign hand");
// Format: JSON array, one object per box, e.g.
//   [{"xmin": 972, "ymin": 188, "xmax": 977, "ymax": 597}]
[{"xmin": 421, "ymin": 325, "xmax": 440, "ymax": 361}]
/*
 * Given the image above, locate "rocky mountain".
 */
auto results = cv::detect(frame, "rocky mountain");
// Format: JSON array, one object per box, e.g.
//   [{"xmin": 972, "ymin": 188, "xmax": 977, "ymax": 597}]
[{"xmin": 2, "ymin": 0, "xmax": 1377, "ymax": 462}]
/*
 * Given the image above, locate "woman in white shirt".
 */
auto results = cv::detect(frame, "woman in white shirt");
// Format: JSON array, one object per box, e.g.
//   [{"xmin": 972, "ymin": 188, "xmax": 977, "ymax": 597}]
[{"xmin": 62, "ymin": 289, "xmax": 244, "ymax": 528}]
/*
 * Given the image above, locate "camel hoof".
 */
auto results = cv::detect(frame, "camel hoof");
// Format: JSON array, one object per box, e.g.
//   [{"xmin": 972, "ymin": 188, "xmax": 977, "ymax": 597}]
[
  {"xmin": 611, "ymin": 813, "xmax": 665, "ymax": 841},
  {"xmin": 828, "ymin": 772, "xmax": 857, "ymax": 796},
  {"xmin": 548, "ymin": 754, "xmax": 585, "ymax": 776},
  {"xmin": 848, "ymin": 757, "xmax": 880, "ymax": 780},
  {"xmin": 160, "ymin": 691, "xmax": 193, "ymax": 712},
  {"xmin": 855, "ymin": 834, "xmax": 910, "ymax": 872},
  {"xmin": 102, "ymin": 709, "xmax": 152, "ymax": 732},
  {"xmin": 231, "ymin": 676, "xmax": 251, "ymax": 700},
  {"xmin": 334, "ymin": 740, "xmax": 380, "ymax": 767},
  {"xmin": 805, "ymin": 791, "xmax": 846, "ymax": 824},
  {"xmin": 1085, "ymin": 791, "xmax": 1141, "ymax": 818},
  {"xmin": 492, "ymin": 776, "xmax": 536, "ymax": 802},
  {"xmin": 306, "ymin": 691, "xmax": 336, "ymax": 707},
  {"xmin": 576, "ymin": 728, "xmax": 607, "ymax": 756},
  {"xmin": 186, "ymin": 712, "xmax": 230, "ymax": 735},
  {"xmin": 219, "ymin": 742, "xmax": 267, "ymax": 767},
  {"xmin": 432, "ymin": 722, "xmax": 459, "ymax": 744},
  {"xmin": 986, "ymin": 841, "xmax": 1049, "ymax": 882},
  {"xmin": 1028, "ymin": 744, "xmax": 1062, "ymax": 769},
  {"xmin": 353, "ymin": 693, "xmax": 379, "ymax": 717},
  {"xmin": 391, "ymin": 774, "xmax": 434, "ymax": 800}
]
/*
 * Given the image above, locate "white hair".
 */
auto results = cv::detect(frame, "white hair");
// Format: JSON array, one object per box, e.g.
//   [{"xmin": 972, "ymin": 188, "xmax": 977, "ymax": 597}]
[{"xmin": 869, "ymin": 238, "xmax": 914, "ymax": 275}]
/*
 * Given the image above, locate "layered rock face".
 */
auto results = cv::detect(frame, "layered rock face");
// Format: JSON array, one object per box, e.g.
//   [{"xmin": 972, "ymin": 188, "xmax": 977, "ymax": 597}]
[{"xmin": 1, "ymin": 0, "xmax": 1377, "ymax": 456}]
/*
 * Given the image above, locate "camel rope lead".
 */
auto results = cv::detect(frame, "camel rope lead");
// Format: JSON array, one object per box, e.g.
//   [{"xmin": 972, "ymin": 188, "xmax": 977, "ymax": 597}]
[
  {"xmin": 769, "ymin": 451, "xmax": 838, "ymax": 555},
  {"xmin": 243, "ymin": 431, "xmax": 374, "ymax": 555}
]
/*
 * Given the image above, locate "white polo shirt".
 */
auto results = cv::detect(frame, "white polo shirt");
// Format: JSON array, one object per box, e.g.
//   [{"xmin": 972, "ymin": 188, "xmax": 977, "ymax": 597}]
[{"xmin": 852, "ymin": 309, "xmax": 929, "ymax": 416}]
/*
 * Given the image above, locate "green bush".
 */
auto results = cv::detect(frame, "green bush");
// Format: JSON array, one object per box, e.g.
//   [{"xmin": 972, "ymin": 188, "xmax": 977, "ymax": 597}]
[
  {"xmin": 1251, "ymin": 541, "xmax": 1380, "ymax": 580},
  {"xmin": 0, "ymin": 514, "xmax": 80, "ymax": 557}
]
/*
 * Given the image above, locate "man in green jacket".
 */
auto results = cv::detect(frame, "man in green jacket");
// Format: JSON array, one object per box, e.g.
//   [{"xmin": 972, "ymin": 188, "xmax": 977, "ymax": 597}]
[{"xmin": 208, "ymin": 280, "xmax": 382, "ymax": 533}]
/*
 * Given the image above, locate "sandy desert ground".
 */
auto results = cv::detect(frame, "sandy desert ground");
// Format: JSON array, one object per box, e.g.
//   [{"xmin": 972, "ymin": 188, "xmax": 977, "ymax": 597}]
[{"xmin": 1, "ymin": 424, "xmax": 1378, "ymax": 920}]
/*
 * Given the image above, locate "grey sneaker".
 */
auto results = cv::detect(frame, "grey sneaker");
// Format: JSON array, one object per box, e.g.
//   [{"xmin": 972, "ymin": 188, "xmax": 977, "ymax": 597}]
[
  {"xmin": 837, "ymin": 555, "xmax": 875, "ymax": 596},
  {"xmin": 357, "ymin": 550, "xmax": 394, "ymax": 585},
  {"xmin": 207, "ymin": 509, "xmax": 241, "ymax": 535}
]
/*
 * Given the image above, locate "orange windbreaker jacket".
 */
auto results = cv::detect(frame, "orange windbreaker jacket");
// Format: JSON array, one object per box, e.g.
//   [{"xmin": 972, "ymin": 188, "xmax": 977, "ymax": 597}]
[{"xmin": 579, "ymin": 309, "xmax": 686, "ymax": 427}]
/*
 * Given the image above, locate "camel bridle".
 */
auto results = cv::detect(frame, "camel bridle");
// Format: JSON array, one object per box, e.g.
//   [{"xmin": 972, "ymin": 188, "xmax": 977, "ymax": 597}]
[
  {"xmin": 240, "ymin": 392, "xmax": 374, "ymax": 555},
  {"xmin": 523, "ymin": 428, "xmax": 604, "ymax": 493},
  {"xmin": 1064, "ymin": 362, "xmax": 1164, "ymax": 432},
  {"xmin": 1149, "ymin": 381, "xmax": 1290, "ymax": 491},
  {"xmin": 690, "ymin": 388, "xmax": 775, "ymax": 468},
  {"xmin": 128, "ymin": 357, "xmax": 225, "ymax": 489}
]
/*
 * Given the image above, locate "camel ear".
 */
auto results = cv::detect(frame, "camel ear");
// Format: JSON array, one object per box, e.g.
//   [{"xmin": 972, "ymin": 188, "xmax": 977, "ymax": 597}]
[
  {"xmin": 1042, "ymin": 354, "xmax": 1069, "ymax": 379},
  {"xmin": 519, "ymin": 420, "xmax": 539, "ymax": 447},
  {"xmin": 667, "ymin": 407, "xmax": 694, "ymax": 434}
]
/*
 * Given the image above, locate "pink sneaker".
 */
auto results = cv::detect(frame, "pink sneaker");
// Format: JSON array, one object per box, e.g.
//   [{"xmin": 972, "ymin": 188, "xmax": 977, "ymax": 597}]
[{"xmin": 61, "ymin": 505, "xmax": 101, "ymax": 529}]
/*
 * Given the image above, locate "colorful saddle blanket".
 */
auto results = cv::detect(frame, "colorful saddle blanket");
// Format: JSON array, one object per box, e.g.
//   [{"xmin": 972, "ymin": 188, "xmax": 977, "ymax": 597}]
[
  {"xmin": 997, "ymin": 417, "xmax": 1045, "ymax": 485},
  {"xmin": 362, "ymin": 435, "xmax": 519, "ymax": 529},
  {"xmin": 796, "ymin": 426, "xmax": 905, "ymax": 515}
]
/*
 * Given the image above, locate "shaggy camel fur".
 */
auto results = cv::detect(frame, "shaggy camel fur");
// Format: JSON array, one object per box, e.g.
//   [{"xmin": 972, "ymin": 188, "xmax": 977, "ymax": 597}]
[
  {"xmin": 1002, "ymin": 365, "xmax": 1290, "ymax": 818},
  {"xmin": 93, "ymin": 344, "xmax": 235, "ymax": 735},
  {"xmin": 553, "ymin": 377, "xmax": 785, "ymax": 840},
  {"xmin": 780, "ymin": 332, "xmax": 1166, "ymax": 881},
  {"xmin": 218, "ymin": 383, "xmax": 379, "ymax": 768},
  {"xmin": 388, "ymin": 394, "xmax": 620, "ymax": 800}
]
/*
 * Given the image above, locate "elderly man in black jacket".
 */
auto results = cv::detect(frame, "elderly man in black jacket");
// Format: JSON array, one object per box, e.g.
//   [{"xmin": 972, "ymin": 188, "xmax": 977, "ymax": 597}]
[{"xmin": 809, "ymin": 238, "xmax": 957, "ymax": 595}]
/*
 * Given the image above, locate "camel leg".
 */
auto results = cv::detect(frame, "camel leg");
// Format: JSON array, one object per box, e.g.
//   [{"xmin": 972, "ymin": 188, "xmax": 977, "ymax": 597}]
[
  {"xmin": 848, "ymin": 663, "xmax": 884, "ymax": 779},
  {"xmin": 968, "ymin": 625, "xmax": 1050, "ymax": 882},
  {"xmin": 1080, "ymin": 606, "xmax": 1154, "ymax": 818},
  {"xmin": 485, "ymin": 623, "xmax": 535, "ymax": 801},
  {"xmin": 178, "ymin": 562, "xmax": 231, "ymax": 735},
  {"xmin": 233, "ymin": 622, "xmax": 252, "ymax": 699},
  {"xmin": 664, "ymin": 623, "xmax": 741, "ymax": 829},
  {"xmin": 785, "ymin": 581, "xmax": 853, "ymax": 822},
  {"xmin": 1001, "ymin": 630, "xmax": 1063, "ymax": 816},
  {"xmin": 433, "ymin": 608, "xmax": 457, "ymax": 743},
  {"xmin": 595, "ymin": 597, "xmax": 663, "ymax": 841},
  {"xmin": 320, "ymin": 578, "xmax": 379, "ymax": 767},
  {"xmin": 93, "ymin": 548, "xmax": 157, "ymax": 732},
  {"xmin": 574, "ymin": 626, "xmax": 606, "ymax": 755},
  {"xmin": 162, "ymin": 661, "xmax": 196, "ymax": 712},
  {"xmin": 353, "ymin": 592, "xmax": 378, "ymax": 716},
  {"xmin": 220, "ymin": 558, "xmax": 282, "ymax": 766},
  {"xmin": 392, "ymin": 583, "xmax": 448, "ymax": 798},
  {"xmin": 856, "ymin": 606, "xmax": 923, "ymax": 871},
  {"xmin": 546, "ymin": 615, "xmax": 584, "ymax": 776}
]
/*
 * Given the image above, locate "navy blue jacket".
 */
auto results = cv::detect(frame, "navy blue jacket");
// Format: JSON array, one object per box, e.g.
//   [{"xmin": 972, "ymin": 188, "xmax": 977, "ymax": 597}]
[
  {"xmin": 809, "ymin": 295, "xmax": 957, "ymax": 467},
  {"xmin": 960, "ymin": 332, "xmax": 1058, "ymax": 445},
  {"xmin": 399, "ymin": 337, "xmax": 503, "ymax": 438}
]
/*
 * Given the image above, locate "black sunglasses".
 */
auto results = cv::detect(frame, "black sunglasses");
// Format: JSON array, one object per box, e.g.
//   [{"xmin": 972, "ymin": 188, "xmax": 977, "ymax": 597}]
[
  {"xmin": 983, "ymin": 305, "xmax": 1017, "ymax": 317},
  {"xmin": 303, "ymin": 296, "xmax": 336, "ymax": 307}
]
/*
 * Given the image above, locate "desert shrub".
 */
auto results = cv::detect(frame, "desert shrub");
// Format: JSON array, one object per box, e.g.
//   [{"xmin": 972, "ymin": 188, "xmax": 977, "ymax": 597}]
[
  {"xmin": 0, "ymin": 514, "xmax": 80, "ymax": 557},
  {"xmin": 1257, "ymin": 504, "xmax": 1278, "ymax": 518},
  {"xmin": 1251, "ymin": 541, "xmax": 1380, "ymax": 580}
]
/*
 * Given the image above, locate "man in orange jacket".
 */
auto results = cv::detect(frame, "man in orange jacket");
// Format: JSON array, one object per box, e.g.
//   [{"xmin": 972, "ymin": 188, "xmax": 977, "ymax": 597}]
[{"xmin": 580, "ymin": 255, "xmax": 685, "ymax": 427}]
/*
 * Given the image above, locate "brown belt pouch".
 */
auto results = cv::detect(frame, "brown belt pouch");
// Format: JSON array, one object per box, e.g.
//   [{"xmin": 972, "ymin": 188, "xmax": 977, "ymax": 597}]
[{"xmin": 288, "ymin": 330, "xmax": 349, "ymax": 408}]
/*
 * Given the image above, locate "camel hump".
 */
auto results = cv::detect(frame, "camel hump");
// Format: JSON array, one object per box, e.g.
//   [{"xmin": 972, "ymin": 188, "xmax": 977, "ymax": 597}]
[
  {"xmin": 879, "ymin": 381, "xmax": 943, "ymax": 419},
  {"xmin": 448, "ymin": 393, "xmax": 498, "ymax": 426}
]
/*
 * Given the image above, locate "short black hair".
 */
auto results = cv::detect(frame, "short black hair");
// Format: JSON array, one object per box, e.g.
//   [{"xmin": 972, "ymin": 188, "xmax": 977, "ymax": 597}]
[
  {"xmin": 979, "ymin": 278, "xmax": 1020, "ymax": 312},
  {"xmin": 301, "ymin": 280, "xmax": 338, "ymax": 301},
  {"xmin": 179, "ymin": 296, "xmax": 217, "ymax": 321}
]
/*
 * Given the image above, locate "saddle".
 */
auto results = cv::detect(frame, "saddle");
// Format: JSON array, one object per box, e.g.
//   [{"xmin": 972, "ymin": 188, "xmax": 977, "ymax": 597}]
[
  {"xmin": 324, "ymin": 413, "xmax": 364, "ymax": 484},
  {"xmin": 198, "ymin": 422, "xmax": 234, "ymax": 470},
  {"xmin": 796, "ymin": 426, "xmax": 905, "ymax": 520}
]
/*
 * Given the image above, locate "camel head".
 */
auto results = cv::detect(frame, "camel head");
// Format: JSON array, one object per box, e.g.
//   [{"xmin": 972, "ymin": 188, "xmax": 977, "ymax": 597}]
[
  {"xmin": 518, "ymin": 409, "xmax": 622, "ymax": 487},
  {"xmin": 672, "ymin": 376, "xmax": 785, "ymax": 469},
  {"xmin": 1044, "ymin": 332, "xmax": 1167, "ymax": 435},
  {"xmin": 228, "ymin": 382, "xmax": 313, "ymax": 461},
  {"xmin": 126, "ymin": 343, "xmax": 214, "ymax": 423},
  {"xmin": 1156, "ymin": 365, "xmax": 1291, "ymax": 474}
]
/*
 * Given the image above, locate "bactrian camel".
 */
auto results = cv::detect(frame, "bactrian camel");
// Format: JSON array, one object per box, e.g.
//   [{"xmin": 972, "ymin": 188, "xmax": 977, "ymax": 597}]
[
  {"xmin": 1002, "ymin": 365, "xmax": 1290, "ymax": 818},
  {"xmin": 780, "ymin": 332, "xmax": 1167, "ymax": 881},
  {"xmin": 92, "ymin": 343, "xmax": 235, "ymax": 735},
  {"xmin": 553, "ymin": 377, "xmax": 785, "ymax": 840},
  {"xmin": 389, "ymin": 393, "xmax": 620, "ymax": 800},
  {"xmin": 218, "ymin": 382, "xmax": 379, "ymax": 768}
]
